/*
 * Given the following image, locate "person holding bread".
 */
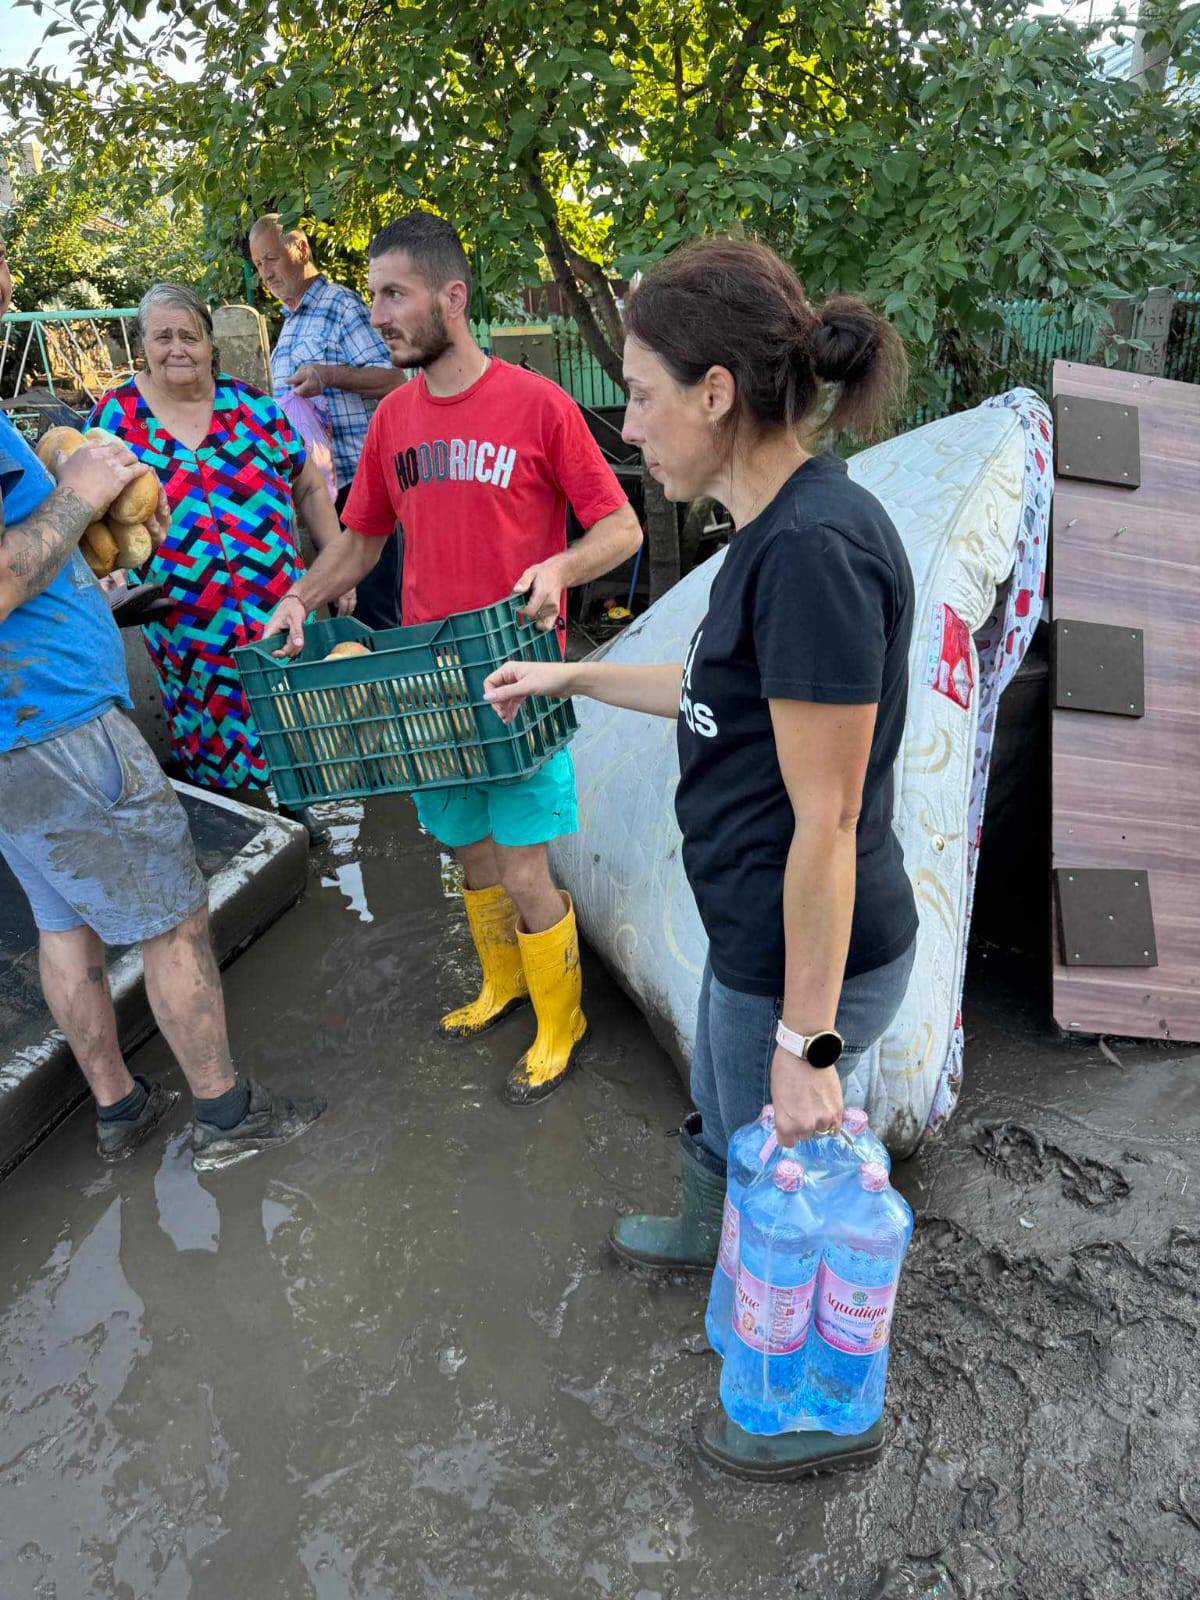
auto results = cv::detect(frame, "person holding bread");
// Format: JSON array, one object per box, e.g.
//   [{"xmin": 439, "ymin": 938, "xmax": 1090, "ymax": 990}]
[
  {"xmin": 87, "ymin": 283, "xmax": 352, "ymax": 815},
  {"xmin": 0, "ymin": 388, "xmax": 324, "ymax": 1171}
]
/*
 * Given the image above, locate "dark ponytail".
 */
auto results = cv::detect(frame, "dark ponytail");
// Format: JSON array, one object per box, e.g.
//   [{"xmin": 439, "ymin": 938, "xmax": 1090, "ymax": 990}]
[
  {"xmin": 810, "ymin": 295, "xmax": 907, "ymax": 440},
  {"xmin": 626, "ymin": 238, "xmax": 908, "ymax": 443}
]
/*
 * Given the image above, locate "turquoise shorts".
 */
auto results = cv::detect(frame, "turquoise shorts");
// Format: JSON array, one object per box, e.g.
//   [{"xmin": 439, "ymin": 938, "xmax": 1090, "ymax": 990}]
[{"xmin": 412, "ymin": 748, "xmax": 578, "ymax": 850}]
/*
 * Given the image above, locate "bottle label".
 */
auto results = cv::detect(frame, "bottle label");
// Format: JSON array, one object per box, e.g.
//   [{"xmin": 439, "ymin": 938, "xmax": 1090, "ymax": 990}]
[
  {"xmin": 717, "ymin": 1195, "xmax": 739, "ymax": 1279},
  {"xmin": 731, "ymin": 1262, "xmax": 816, "ymax": 1355},
  {"xmin": 814, "ymin": 1263, "xmax": 896, "ymax": 1355}
]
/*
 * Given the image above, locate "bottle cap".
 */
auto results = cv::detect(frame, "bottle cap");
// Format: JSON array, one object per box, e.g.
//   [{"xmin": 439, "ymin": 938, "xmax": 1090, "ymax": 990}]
[
  {"xmin": 842, "ymin": 1106, "xmax": 869, "ymax": 1136},
  {"xmin": 860, "ymin": 1161, "xmax": 889, "ymax": 1192},
  {"xmin": 773, "ymin": 1159, "xmax": 805, "ymax": 1192}
]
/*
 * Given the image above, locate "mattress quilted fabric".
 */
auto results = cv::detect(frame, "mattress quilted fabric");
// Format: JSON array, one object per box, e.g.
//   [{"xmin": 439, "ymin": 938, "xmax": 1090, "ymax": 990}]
[{"xmin": 550, "ymin": 390, "xmax": 1051, "ymax": 1154}]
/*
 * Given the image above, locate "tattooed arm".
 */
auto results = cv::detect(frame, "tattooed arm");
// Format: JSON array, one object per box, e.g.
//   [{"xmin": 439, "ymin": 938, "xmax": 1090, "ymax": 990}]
[{"xmin": 0, "ymin": 443, "xmax": 145, "ymax": 623}]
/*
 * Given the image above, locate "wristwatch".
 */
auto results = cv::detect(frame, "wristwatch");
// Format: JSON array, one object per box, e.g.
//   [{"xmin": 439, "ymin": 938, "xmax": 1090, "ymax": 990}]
[{"xmin": 775, "ymin": 1019, "xmax": 844, "ymax": 1070}]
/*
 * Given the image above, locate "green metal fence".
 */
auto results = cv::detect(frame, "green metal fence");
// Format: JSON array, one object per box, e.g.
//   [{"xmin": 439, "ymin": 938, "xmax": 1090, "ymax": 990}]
[
  {"xmin": 471, "ymin": 315, "xmax": 625, "ymax": 408},
  {"xmin": 545, "ymin": 318, "xmax": 626, "ymax": 408},
  {"xmin": 992, "ymin": 297, "xmax": 1102, "ymax": 385},
  {"xmin": 901, "ymin": 298, "xmax": 1106, "ymax": 428},
  {"xmin": 6, "ymin": 295, "xmax": 1198, "ymax": 432},
  {"xmin": 474, "ymin": 295, "xmax": 1200, "ymax": 428}
]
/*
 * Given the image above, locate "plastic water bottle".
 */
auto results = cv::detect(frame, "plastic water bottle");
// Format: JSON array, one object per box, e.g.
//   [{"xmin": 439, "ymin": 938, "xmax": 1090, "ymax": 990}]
[
  {"xmin": 754, "ymin": 1111, "xmax": 885, "ymax": 1216},
  {"xmin": 705, "ymin": 1106, "xmax": 777, "ymax": 1356},
  {"xmin": 806, "ymin": 1161, "xmax": 913, "ymax": 1436},
  {"xmin": 760, "ymin": 1109, "xmax": 886, "ymax": 1192},
  {"xmin": 840, "ymin": 1106, "xmax": 891, "ymax": 1172},
  {"xmin": 719, "ymin": 1159, "xmax": 823, "ymax": 1434}
]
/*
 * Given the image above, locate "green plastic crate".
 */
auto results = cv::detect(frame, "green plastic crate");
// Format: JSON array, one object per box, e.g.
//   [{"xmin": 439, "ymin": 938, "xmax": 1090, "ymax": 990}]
[{"xmin": 232, "ymin": 597, "xmax": 576, "ymax": 807}]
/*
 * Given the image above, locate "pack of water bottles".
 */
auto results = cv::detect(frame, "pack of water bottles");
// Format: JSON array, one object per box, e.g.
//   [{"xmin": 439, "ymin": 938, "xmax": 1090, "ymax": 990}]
[{"xmin": 706, "ymin": 1105, "xmax": 913, "ymax": 1437}]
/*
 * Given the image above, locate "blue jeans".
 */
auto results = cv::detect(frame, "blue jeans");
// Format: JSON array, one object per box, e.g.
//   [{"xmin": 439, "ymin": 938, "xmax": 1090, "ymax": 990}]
[{"xmin": 688, "ymin": 942, "xmax": 917, "ymax": 1163}]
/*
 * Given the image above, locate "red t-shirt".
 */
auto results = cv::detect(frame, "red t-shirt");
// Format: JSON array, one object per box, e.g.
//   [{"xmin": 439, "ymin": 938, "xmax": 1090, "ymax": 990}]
[{"xmin": 342, "ymin": 358, "xmax": 628, "ymax": 625}]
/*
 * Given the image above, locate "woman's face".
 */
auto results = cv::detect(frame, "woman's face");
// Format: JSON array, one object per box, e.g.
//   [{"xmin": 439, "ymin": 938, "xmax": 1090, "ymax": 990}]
[
  {"xmin": 621, "ymin": 335, "xmax": 734, "ymax": 503},
  {"xmin": 143, "ymin": 304, "xmax": 212, "ymax": 390}
]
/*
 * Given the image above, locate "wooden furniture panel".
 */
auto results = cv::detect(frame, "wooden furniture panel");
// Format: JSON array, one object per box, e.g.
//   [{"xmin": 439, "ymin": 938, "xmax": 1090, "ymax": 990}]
[{"xmin": 1051, "ymin": 361, "xmax": 1200, "ymax": 1041}]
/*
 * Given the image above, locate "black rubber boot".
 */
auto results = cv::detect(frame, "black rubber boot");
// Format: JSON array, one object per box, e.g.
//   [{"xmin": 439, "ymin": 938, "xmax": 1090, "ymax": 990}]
[{"xmin": 609, "ymin": 1113, "xmax": 726, "ymax": 1273}]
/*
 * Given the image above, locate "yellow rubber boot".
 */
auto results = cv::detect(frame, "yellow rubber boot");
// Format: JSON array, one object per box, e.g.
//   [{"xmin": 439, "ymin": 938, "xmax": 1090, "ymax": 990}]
[
  {"xmin": 439, "ymin": 884, "xmax": 529, "ymax": 1038},
  {"xmin": 505, "ymin": 893, "xmax": 588, "ymax": 1104}
]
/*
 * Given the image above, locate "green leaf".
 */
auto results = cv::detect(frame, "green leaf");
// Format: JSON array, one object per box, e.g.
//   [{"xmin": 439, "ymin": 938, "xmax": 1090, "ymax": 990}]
[
  {"xmin": 995, "ymin": 196, "xmax": 1024, "ymax": 232},
  {"xmin": 507, "ymin": 111, "xmax": 540, "ymax": 162}
]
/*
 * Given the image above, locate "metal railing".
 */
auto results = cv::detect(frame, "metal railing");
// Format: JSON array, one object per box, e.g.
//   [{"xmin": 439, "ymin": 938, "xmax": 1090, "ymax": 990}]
[
  {"xmin": 0, "ymin": 307, "xmax": 139, "ymax": 403},
  {"xmin": 6, "ymin": 294, "xmax": 1198, "ymax": 429}
]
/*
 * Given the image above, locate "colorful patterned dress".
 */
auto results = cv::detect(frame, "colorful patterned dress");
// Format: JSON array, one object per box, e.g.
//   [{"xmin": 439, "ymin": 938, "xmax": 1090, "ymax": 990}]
[{"xmin": 88, "ymin": 375, "xmax": 308, "ymax": 790}]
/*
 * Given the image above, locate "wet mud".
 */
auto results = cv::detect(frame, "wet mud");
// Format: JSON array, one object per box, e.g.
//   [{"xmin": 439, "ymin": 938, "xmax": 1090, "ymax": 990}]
[{"xmin": 0, "ymin": 803, "xmax": 1197, "ymax": 1599}]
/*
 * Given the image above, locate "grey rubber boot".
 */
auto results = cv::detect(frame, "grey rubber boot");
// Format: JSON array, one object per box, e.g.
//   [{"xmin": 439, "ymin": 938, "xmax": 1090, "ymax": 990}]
[
  {"xmin": 695, "ymin": 1411, "xmax": 885, "ymax": 1481},
  {"xmin": 609, "ymin": 1113, "xmax": 726, "ymax": 1273}
]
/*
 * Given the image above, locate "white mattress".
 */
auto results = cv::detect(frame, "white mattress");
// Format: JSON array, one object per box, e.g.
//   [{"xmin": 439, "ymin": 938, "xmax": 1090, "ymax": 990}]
[{"xmin": 551, "ymin": 391, "xmax": 1051, "ymax": 1154}]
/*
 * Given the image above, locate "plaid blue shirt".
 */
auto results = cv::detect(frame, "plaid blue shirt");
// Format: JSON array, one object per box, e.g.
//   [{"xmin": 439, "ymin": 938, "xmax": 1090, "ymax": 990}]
[{"xmin": 270, "ymin": 274, "xmax": 392, "ymax": 489}]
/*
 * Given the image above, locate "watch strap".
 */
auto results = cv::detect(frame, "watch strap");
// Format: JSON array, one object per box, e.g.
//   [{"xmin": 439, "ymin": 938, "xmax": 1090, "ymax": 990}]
[{"xmin": 775, "ymin": 1019, "xmax": 843, "ymax": 1067}]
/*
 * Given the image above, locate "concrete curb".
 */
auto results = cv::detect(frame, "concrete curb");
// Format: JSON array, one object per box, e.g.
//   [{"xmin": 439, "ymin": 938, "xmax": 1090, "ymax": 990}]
[{"xmin": 0, "ymin": 785, "xmax": 308, "ymax": 1179}]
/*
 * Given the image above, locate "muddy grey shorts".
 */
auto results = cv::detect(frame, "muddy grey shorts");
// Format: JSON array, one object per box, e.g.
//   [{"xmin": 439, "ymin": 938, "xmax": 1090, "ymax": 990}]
[{"xmin": 0, "ymin": 708, "xmax": 207, "ymax": 945}]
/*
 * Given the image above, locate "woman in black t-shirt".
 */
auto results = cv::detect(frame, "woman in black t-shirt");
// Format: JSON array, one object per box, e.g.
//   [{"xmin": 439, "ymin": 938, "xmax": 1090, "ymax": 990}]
[{"xmin": 485, "ymin": 238, "xmax": 917, "ymax": 1480}]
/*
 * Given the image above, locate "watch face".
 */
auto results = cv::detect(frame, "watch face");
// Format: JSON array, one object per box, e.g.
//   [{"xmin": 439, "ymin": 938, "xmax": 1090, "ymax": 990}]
[{"xmin": 806, "ymin": 1031, "xmax": 844, "ymax": 1069}]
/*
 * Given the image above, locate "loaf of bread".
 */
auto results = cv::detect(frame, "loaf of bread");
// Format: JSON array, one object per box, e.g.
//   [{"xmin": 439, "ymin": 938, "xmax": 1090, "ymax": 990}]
[
  {"xmin": 82, "ymin": 426, "xmax": 161, "ymax": 526},
  {"xmin": 82, "ymin": 521, "xmax": 119, "ymax": 579},
  {"xmin": 36, "ymin": 424, "xmax": 160, "ymax": 568},
  {"xmin": 35, "ymin": 425, "xmax": 86, "ymax": 470},
  {"xmin": 110, "ymin": 522, "xmax": 153, "ymax": 569},
  {"xmin": 109, "ymin": 474, "xmax": 160, "ymax": 527}
]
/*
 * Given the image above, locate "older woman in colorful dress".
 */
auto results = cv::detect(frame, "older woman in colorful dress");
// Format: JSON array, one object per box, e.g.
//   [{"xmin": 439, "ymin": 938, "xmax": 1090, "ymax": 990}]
[{"xmin": 88, "ymin": 283, "xmax": 352, "ymax": 835}]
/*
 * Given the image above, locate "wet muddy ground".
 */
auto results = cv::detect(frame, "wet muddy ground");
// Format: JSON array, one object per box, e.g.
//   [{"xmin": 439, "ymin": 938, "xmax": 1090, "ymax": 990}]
[{"xmin": 0, "ymin": 797, "xmax": 1197, "ymax": 1599}]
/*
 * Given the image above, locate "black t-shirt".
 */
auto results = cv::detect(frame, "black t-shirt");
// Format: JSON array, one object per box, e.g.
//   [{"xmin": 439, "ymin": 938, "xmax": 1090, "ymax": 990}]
[{"xmin": 675, "ymin": 453, "xmax": 918, "ymax": 996}]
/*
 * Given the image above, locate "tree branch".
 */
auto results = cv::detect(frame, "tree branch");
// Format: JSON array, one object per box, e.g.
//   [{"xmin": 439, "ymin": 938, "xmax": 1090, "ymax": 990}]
[
  {"xmin": 526, "ymin": 164, "xmax": 625, "ymax": 390},
  {"xmin": 565, "ymin": 245, "xmax": 625, "ymax": 356},
  {"xmin": 713, "ymin": 11, "xmax": 769, "ymax": 142}
]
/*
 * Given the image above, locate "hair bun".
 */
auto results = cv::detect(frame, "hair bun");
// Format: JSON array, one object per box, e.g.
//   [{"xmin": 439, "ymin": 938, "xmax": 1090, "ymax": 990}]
[{"xmin": 811, "ymin": 298, "xmax": 880, "ymax": 385}]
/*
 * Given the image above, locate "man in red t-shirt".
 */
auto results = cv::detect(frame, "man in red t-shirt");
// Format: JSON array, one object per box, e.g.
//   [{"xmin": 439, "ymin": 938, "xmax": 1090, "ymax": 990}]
[{"xmin": 263, "ymin": 211, "xmax": 642, "ymax": 1105}]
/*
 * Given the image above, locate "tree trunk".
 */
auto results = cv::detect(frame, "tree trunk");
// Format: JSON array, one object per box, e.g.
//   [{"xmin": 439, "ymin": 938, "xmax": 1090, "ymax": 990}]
[
  {"xmin": 527, "ymin": 168, "xmax": 626, "ymax": 392},
  {"xmin": 642, "ymin": 462, "xmax": 680, "ymax": 601},
  {"xmin": 565, "ymin": 244, "xmax": 626, "ymax": 358}
]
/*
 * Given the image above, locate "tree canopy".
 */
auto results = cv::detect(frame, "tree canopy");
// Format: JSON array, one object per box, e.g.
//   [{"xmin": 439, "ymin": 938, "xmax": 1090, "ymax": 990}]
[
  {"xmin": 0, "ymin": 161, "xmax": 218, "ymax": 311},
  {"xmin": 4, "ymin": 0, "xmax": 1198, "ymax": 590},
  {"xmin": 3, "ymin": 0, "xmax": 1198, "ymax": 405}
]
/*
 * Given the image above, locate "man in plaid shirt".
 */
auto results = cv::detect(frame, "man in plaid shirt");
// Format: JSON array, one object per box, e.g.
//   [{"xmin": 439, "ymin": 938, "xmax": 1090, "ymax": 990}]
[{"xmin": 251, "ymin": 214, "xmax": 406, "ymax": 627}]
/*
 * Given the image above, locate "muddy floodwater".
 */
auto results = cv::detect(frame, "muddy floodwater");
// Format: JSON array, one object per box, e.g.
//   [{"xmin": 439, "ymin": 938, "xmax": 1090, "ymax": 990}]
[{"xmin": 1, "ymin": 797, "xmax": 1197, "ymax": 1599}]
